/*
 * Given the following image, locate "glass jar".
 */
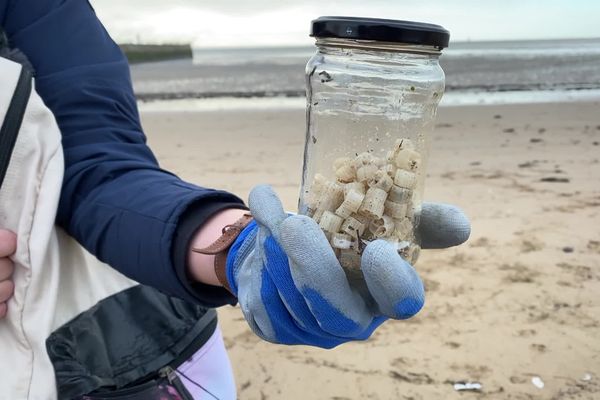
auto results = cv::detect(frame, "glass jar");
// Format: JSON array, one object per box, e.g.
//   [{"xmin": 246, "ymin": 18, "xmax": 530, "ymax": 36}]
[{"xmin": 299, "ymin": 17, "xmax": 449, "ymax": 268}]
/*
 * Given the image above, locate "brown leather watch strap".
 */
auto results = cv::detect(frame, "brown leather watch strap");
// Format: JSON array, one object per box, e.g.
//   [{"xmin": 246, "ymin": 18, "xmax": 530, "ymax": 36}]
[{"xmin": 192, "ymin": 213, "xmax": 253, "ymax": 293}]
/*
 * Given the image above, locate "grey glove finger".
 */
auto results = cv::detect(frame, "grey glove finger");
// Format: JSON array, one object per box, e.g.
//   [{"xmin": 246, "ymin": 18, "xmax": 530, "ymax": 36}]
[
  {"xmin": 361, "ymin": 240, "xmax": 425, "ymax": 319},
  {"xmin": 236, "ymin": 250, "xmax": 276, "ymax": 342},
  {"xmin": 247, "ymin": 185, "xmax": 373, "ymax": 335},
  {"xmin": 248, "ymin": 184, "xmax": 288, "ymax": 234},
  {"xmin": 417, "ymin": 202, "xmax": 471, "ymax": 249},
  {"xmin": 276, "ymin": 215, "xmax": 375, "ymax": 335}
]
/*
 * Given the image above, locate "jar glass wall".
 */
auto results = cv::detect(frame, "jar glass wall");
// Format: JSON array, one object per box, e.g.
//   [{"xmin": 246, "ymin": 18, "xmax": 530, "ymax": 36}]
[{"xmin": 299, "ymin": 18, "xmax": 448, "ymax": 268}]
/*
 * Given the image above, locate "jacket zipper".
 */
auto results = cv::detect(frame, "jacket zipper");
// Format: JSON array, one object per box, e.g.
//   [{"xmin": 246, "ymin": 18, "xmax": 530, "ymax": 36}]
[
  {"xmin": 0, "ymin": 65, "xmax": 32, "ymax": 191},
  {"xmin": 159, "ymin": 366, "xmax": 196, "ymax": 400}
]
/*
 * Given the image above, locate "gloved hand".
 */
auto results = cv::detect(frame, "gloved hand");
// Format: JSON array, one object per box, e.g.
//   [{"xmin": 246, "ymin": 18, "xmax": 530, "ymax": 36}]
[{"xmin": 226, "ymin": 185, "xmax": 470, "ymax": 348}]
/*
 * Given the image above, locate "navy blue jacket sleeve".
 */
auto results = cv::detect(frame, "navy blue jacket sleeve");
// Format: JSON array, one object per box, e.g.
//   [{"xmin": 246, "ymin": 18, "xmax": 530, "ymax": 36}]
[{"xmin": 0, "ymin": 0, "xmax": 242, "ymax": 306}]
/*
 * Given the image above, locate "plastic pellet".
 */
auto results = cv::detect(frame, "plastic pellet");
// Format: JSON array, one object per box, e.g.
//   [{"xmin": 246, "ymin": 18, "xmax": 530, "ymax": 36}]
[
  {"xmin": 319, "ymin": 211, "xmax": 344, "ymax": 233},
  {"xmin": 358, "ymin": 187, "xmax": 387, "ymax": 219},
  {"xmin": 384, "ymin": 200, "xmax": 408, "ymax": 219},
  {"xmin": 388, "ymin": 185, "xmax": 412, "ymax": 203},
  {"xmin": 395, "ymin": 148, "xmax": 421, "ymax": 171},
  {"xmin": 335, "ymin": 189, "xmax": 365, "ymax": 219},
  {"xmin": 303, "ymin": 136, "xmax": 423, "ymax": 268},
  {"xmin": 340, "ymin": 215, "xmax": 367, "ymax": 238},
  {"xmin": 394, "ymin": 217, "xmax": 413, "ymax": 241},
  {"xmin": 314, "ymin": 182, "xmax": 344, "ymax": 212},
  {"xmin": 356, "ymin": 164, "xmax": 378, "ymax": 182},
  {"xmin": 393, "ymin": 138, "xmax": 415, "ymax": 152},
  {"xmin": 352, "ymin": 152, "xmax": 375, "ymax": 169},
  {"xmin": 406, "ymin": 201, "xmax": 415, "ymax": 221},
  {"xmin": 333, "ymin": 157, "xmax": 353, "ymax": 171},
  {"xmin": 331, "ymin": 233, "xmax": 354, "ymax": 250},
  {"xmin": 344, "ymin": 181, "xmax": 366, "ymax": 196},
  {"xmin": 312, "ymin": 208, "xmax": 324, "ymax": 223},
  {"xmin": 399, "ymin": 243, "xmax": 421, "ymax": 264},
  {"xmin": 335, "ymin": 164, "xmax": 356, "ymax": 183},
  {"xmin": 393, "ymin": 169, "xmax": 417, "ymax": 189},
  {"xmin": 368, "ymin": 170, "xmax": 393, "ymax": 192},
  {"xmin": 369, "ymin": 215, "xmax": 395, "ymax": 238},
  {"xmin": 384, "ymin": 163, "xmax": 397, "ymax": 178}
]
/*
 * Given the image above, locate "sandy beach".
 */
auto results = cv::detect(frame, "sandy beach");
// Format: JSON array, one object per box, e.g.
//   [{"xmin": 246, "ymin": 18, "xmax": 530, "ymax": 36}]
[{"xmin": 141, "ymin": 100, "xmax": 600, "ymax": 399}]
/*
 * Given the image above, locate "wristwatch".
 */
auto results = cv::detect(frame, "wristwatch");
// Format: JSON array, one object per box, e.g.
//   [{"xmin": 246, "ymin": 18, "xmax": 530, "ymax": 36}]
[{"xmin": 192, "ymin": 213, "xmax": 253, "ymax": 293}]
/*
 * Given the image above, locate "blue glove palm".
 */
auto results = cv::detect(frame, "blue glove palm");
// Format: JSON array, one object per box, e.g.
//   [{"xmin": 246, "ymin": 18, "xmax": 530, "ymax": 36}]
[{"xmin": 226, "ymin": 185, "xmax": 470, "ymax": 348}]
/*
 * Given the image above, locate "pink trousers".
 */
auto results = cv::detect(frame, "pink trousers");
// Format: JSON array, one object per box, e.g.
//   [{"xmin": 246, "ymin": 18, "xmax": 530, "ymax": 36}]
[{"xmin": 176, "ymin": 325, "xmax": 237, "ymax": 400}]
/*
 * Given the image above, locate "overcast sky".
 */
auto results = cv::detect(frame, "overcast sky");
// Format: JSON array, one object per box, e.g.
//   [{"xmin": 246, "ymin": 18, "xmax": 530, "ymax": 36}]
[{"xmin": 90, "ymin": 0, "xmax": 600, "ymax": 46}]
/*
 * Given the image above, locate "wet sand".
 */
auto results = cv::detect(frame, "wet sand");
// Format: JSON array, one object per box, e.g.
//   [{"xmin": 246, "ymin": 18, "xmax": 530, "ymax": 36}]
[
  {"xmin": 129, "ymin": 39, "xmax": 600, "ymax": 100},
  {"xmin": 142, "ymin": 101, "xmax": 600, "ymax": 399}
]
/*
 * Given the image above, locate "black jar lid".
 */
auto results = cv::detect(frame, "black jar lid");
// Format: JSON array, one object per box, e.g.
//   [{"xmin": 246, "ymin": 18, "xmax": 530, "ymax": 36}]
[{"xmin": 311, "ymin": 16, "xmax": 450, "ymax": 49}]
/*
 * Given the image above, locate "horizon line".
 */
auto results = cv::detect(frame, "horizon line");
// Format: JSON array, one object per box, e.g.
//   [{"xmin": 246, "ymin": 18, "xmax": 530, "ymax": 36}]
[{"xmin": 118, "ymin": 36, "xmax": 600, "ymax": 48}]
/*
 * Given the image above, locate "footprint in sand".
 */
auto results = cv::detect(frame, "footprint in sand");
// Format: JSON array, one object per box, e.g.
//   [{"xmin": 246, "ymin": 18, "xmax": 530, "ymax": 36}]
[
  {"xmin": 520, "ymin": 237, "xmax": 545, "ymax": 253},
  {"xmin": 517, "ymin": 329, "xmax": 537, "ymax": 337},
  {"xmin": 587, "ymin": 240, "xmax": 600, "ymax": 254},
  {"xmin": 423, "ymin": 278, "xmax": 440, "ymax": 292},
  {"xmin": 500, "ymin": 263, "xmax": 540, "ymax": 284},
  {"xmin": 510, "ymin": 376, "xmax": 528, "ymax": 384},
  {"xmin": 518, "ymin": 161, "xmax": 537, "ymax": 168},
  {"xmin": 556, "ymin": 262, "xmax": 597, "ymax": 281},
  {"xmin": 444, "ymin": 341, "xmax": 461, "ymax": 349},
  {"xmin": 470, "ymin": 237, "xmax": 490, "ymax": 248},
  {"xmin": 530, "ymin": 343, "xmax": 547, "ymax": 353}
]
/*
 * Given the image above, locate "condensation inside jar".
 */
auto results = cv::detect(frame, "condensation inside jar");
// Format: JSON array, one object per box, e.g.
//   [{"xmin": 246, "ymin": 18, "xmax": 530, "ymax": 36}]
[{"xmin": 299, "ymin": 17, "xmax": 448, "ymax": 270}]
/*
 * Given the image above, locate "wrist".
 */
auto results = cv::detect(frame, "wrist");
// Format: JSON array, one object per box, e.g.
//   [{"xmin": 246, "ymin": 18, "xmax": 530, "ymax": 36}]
[{"xmin": 187, "ymin": 208, "xmax": 250, "ymax": 286}]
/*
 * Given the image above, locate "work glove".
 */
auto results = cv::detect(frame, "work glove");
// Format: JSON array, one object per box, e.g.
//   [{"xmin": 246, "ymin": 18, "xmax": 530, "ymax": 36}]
[{"xmin": 226, "ymin": 185, "xmax": 469, "ymax": 348}]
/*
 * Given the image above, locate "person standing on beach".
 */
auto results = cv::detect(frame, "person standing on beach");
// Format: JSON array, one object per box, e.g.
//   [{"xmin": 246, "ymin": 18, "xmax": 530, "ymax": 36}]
[{"xmin": 0, "ymin": 1, "xmax": 470, "ymax": 399}]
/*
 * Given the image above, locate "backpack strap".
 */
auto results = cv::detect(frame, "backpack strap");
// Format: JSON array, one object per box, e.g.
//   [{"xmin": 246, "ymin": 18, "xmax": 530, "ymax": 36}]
[
  {"xmin": 0, "ymin": 62, "xmax": 32, "ymax": 191},
  {"xmin": 0, "ymin": 22, "xmax": 35, "ymax": 190},
  {"xmin": 0, "ymin": 25, "xmax": 35, "ymax": 74}
]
